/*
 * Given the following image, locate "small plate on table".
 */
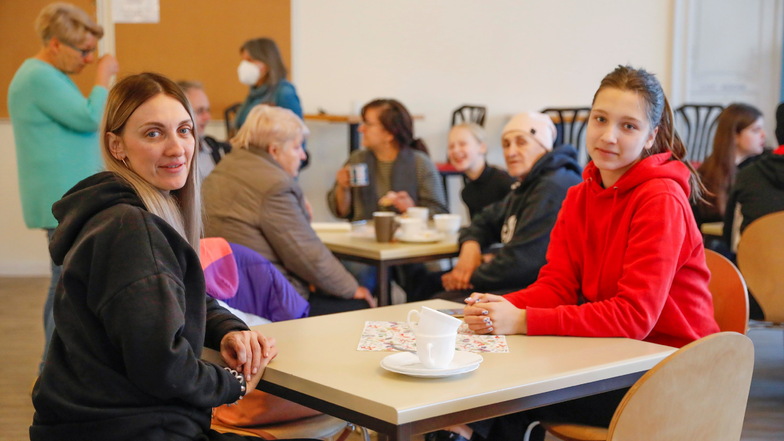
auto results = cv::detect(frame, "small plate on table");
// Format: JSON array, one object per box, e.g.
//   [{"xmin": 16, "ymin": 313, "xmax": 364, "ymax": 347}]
[
  {"xmin": 380, "ymin": 351, "xmax": 483, "ymax": 378},
  {"xmin": 397, "ymin": 230, "xmax": 445, "ymax": 243}
]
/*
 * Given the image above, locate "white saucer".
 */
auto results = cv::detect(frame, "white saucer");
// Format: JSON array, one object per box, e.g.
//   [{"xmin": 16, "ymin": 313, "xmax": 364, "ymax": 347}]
[
  {"xmin": 397, "ymin": 230, "xmax": 445, "ymax": 243},
  {"xmin": 380, "ymin": 351, "xmax": 483, "ymax": 378}
]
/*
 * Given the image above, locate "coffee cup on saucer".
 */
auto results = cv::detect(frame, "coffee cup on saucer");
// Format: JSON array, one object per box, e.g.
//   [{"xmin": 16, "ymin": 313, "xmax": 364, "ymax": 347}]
[
  {"xmin": 406, "ymin": 206, "xmax": 429, "ymax": 221},
  {"xmin": 407, "ymin": 306, "xmax": 462, "ymax": 335},
  {"xmin": 433, "ymin": 213, "xmax": 461, "ymax": 234},
  {"xmin": 414, "ymin": 332, "xmax": 457, "ymax": 369}
]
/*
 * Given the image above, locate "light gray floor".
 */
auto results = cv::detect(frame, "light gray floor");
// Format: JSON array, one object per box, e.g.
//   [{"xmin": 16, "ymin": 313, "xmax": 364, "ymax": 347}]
[{"xmin": 741, "ymin": 327, "xmax": 784, "ymax": 440}]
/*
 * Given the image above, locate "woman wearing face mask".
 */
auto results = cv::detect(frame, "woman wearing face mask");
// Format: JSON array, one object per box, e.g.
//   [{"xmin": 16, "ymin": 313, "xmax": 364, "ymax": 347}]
[{"xmin": 235, "ymin": 38, "xmax": 302, "ymax": 130}]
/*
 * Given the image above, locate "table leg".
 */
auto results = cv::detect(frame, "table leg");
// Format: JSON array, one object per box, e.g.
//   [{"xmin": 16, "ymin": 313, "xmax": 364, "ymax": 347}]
[{"xmin": 377, "ymin": 262, "xmax": 391, "ymax": 306}]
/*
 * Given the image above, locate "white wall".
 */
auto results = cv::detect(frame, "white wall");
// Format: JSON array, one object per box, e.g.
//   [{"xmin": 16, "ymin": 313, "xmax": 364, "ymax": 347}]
[
  {"xmin": 293, "ymin": 0, "xmax": 675, "ymax": 223},
  {"xmin": 1, "ymin": 0, "xmax": 677, "ymax": 275},
  {"xmin": 0, "ymin": 119, "xmax": 50, "ymax": 275}
]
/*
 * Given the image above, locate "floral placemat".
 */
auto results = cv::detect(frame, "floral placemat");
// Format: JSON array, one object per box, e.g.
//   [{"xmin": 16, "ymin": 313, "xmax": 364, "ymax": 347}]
[{"xmin": 357, "ymin": 321, "xmax": 509, "ymax": 353}]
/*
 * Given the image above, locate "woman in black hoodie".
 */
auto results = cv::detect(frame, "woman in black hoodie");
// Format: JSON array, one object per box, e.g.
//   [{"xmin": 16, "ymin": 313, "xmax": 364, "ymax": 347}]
[{"xmin": 30, "ymin": 72, "xmax": 313, "ymax": 441}]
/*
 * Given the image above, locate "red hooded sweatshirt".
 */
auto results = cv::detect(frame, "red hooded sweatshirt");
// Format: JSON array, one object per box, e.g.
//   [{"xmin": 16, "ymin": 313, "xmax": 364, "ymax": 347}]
[{"xmin": 504, "ymin": 153, "xmax": 719, "ymax": 348}]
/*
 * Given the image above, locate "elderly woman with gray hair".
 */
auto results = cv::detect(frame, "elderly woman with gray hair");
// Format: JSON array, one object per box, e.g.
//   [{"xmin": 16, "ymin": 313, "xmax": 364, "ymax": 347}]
[{"xmin": 203, "ymin": 105, "xmax": 375, "ymax": 315}]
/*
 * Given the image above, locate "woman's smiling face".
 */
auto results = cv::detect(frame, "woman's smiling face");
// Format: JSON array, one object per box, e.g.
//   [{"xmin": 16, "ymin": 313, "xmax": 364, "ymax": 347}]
[
  {"xmin": 108, "ymin": 93, "xmax": 195, "ymax": 192},
  {"xmin": 587, "ymin": 87, "xmax": 658, "ymax": 188}
]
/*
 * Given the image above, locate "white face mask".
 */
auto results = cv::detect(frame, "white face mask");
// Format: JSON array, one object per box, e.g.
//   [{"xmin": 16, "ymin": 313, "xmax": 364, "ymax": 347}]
[{"xmin": 237, "ymin": 60, "xmax": 261, "ymax": 86}]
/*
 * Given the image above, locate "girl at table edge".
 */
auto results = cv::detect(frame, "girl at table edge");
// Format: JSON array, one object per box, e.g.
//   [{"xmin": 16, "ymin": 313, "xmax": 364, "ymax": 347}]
[
  {"xmin": 327, "ymin": 98, "xmax": 448, "ymax": 221},
  {"xmin": 459, "ymin": 65, "xmax": 719, "ymax": 441},
  {"xmin": 447, "ymin": 122, "xmax": 515, "ymax": 219},
  {"xmin": 30, "ymin": 73, "xmax": 302, "ymax": 441}
]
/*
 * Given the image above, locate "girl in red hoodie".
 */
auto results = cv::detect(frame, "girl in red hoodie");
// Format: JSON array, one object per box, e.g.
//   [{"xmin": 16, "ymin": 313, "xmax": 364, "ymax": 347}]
[{"xmin": 434, "ymin": 66, "xmax": 720, "ymax": 441}]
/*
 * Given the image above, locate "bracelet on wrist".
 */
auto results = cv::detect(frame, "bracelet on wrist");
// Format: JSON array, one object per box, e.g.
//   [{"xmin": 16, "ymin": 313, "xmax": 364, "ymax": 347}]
[{"xmin": 223, "ymin": 367, "xmax": 247, "ymax": 400}]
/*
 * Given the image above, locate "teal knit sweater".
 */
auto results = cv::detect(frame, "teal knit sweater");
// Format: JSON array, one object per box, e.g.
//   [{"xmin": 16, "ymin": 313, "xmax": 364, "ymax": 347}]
[{"xmin": 8, "ymin": 58, "xmax": 107, "ymax": 229}]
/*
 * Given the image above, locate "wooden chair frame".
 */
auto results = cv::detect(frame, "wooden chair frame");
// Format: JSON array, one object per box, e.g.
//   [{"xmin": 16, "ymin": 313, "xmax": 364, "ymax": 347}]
[{"xmin": 543, "ymin": 332, "xmax": 755, "ymax": 441}]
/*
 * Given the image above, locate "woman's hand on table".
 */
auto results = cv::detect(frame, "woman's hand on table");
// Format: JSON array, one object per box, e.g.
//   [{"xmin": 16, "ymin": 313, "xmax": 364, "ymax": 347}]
[
  {"xmin": 220, "ymin": 330, "xmax": 278, "ymax": 382},
  {"xmin": 393, "ymin": 191, "xmax": 415, "ymax": 212},
  {"xmin": 378, "ymin": 191, "xmax": 415, "ymax": 213},
  {"xmin": 354, "ymin": 286, "xmax": 377, "ymax": 308},
  {"xmin": 463, "ymin": 293, "xmax": 527, "ymax": 335}
]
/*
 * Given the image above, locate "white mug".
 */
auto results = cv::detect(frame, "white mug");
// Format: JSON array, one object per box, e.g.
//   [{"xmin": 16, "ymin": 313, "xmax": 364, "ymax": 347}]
[
  {"xmin": 415, "ymin": 332, "xmax": 457, "ymax": 369},
  {"xmin": 406, "ymin": 206, "xmax": 429, "ymax": 221},
  {"xmin": 398, "ymin": 217, "xmax": 425, "ymax": 237},
  {"xmin": 407, "ymin": 306, "xmax": 462, "ymax": 335},
  {"xmin": 433, "ymin": 214, "xmax": 461, "ymax": 234},
  {"xmin": 348, "ymin": 163, "xmax": 369, "ymax": 187}
]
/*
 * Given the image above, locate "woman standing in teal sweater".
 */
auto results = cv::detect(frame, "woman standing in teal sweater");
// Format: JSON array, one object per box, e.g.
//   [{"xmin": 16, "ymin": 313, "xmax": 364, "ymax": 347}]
[{"xmin": 7, "ymin": 2, "xmax": 118, "ymax": 369}]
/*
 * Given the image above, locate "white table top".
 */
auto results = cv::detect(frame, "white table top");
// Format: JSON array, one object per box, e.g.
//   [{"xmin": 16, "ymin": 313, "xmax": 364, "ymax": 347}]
[
  {"xmin": 250, "ymin": 299, "xmax": 676, "ymax": 428},
  {"xmin": 314, "ymin": 226, "xmax": 459, "ymax": 262}
]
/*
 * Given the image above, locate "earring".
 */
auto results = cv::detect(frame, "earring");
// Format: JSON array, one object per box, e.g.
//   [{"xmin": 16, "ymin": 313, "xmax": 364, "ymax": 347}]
[{"xmin": 121, "ymin": 158, "xmax": 130, "ymax": 169}]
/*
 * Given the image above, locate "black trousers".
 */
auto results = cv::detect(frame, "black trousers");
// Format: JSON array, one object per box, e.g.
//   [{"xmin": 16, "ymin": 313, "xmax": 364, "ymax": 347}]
[{"xmin": 469, "ymin": 387, "xmax": 629, "ymax": 441}]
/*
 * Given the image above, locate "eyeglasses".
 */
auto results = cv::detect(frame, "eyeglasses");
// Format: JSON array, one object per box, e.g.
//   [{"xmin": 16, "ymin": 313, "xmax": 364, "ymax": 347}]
[{"xmin": 62, "ymin": 41, "xmax": 96, "ymax": 58}]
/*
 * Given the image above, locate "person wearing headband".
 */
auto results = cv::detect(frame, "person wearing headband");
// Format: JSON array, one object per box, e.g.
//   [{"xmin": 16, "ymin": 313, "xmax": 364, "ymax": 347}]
[{"xmin": 435, "ymin": 112, "xmax": 582, "ymax": 299}]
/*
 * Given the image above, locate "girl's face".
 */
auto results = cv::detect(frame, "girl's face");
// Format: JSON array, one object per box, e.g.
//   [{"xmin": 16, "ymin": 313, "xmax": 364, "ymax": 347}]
[
  {"xmin": 735, "ymin": 117, "xmax": 766, "ymax": 160},
  {"xmin": 586, "ymin": 87, "xmax": 658, "ymax": 188},
  {"xmin": 502, "ymin": 131, "xmax": 547, "ymax": 179},
  {"xmin": 108, "ymin": 94, "xmax": 195, "ymax": 193},
  {"xmin": 359, "ymin": 107, "xmax": 393, "ymax": 150},
  {"xmin": 447, "ymin": 126, "xmax": 486, "ymax": 172}
]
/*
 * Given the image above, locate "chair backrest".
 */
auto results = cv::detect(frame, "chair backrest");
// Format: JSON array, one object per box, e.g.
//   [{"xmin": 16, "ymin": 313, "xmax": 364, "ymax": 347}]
[
  {"xmin": 224, "ymin": 102, "xmax": 241, "ymax": 139},
  {"xmin": 704, "ymin": 249, "xmax": 749, "ymax": 334},
  {"xmin": 540, "ymin": 107, "xmax": 591, "ymax": 166},
  {"xmin": 674, "ymin": 104, "xmax": 724, "ymax": 163},
  {"xmin": 736, "ymin": 211, "xmax": 784, "ymax": 323},
  {"xmin": 451, "ymin": 105, "xmax": 487, "ymax": 127},
  {"xmin": 608, "ymin": 332, "xmax": 754, "ymax": 441}
]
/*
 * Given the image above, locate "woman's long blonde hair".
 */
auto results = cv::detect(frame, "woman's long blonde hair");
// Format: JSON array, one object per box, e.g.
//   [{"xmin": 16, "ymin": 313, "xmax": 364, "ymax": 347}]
[{"xmin": 101, "ymin": 72, "xmax": 201, "ymax": 248}]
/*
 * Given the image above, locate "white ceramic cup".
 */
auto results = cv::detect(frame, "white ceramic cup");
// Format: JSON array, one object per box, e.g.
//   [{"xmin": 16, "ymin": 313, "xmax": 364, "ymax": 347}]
[
  {"xmin": 406, "ymin": 206, "xmax": 429, "ymax": 221},
  {"xmin": 433, "ymin": 213, "xmax": 461, "ymax": 234},
  {"xmin": 414, "ymin": 332, "xmax": 457, "ymax": 369},
  {"xmin": 398, "ymin": 217, "xmax": 425, "ymax": 237},
  {"xmin": 407, "ymin": 306, "xmax": 462, "ymax": 335}
]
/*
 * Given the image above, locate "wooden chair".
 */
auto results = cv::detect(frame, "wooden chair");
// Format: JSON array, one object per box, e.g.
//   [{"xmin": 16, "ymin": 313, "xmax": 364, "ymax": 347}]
[
  {"xmin": 541, "ymin": 332, "xmax": 755, "ymax": 441},
  {"xmin": 540, "ymin": 107, "xmax": 591, "ymax": 166},
  {"xmin": 736, "ymin": 211, "xmax": 784, "ymax": 327},
  {"xmin": 224, "ymin": 102, "xmax": 241, "ymax": 139},
  {"xmin": 674, "ymin": 104, "xmax": 724, "ymax": 163},
  {"xmin": 451, "ymin": 104, "xmax": 487, "ymax": 127},
  {"xmin": 211, "ymin": 415, "xmax": 369, "ymax": 441},
  {"xmin": 704, "ymin": 248, "xmax": 749, "ymax": 334}
]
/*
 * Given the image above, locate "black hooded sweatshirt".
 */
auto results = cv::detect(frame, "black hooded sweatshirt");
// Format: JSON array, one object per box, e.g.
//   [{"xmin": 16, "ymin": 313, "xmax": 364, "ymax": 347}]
[
  {"xmin": 459, "ymin": 145, "xmax": 582, "ymax": 291},
  {"xmin": 723, "ymin": 149, "xmax": 784, "ymax": 245},
  {"xmin": 31, "ymin": 172, "xmax": 247, "ymax": 441}
]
